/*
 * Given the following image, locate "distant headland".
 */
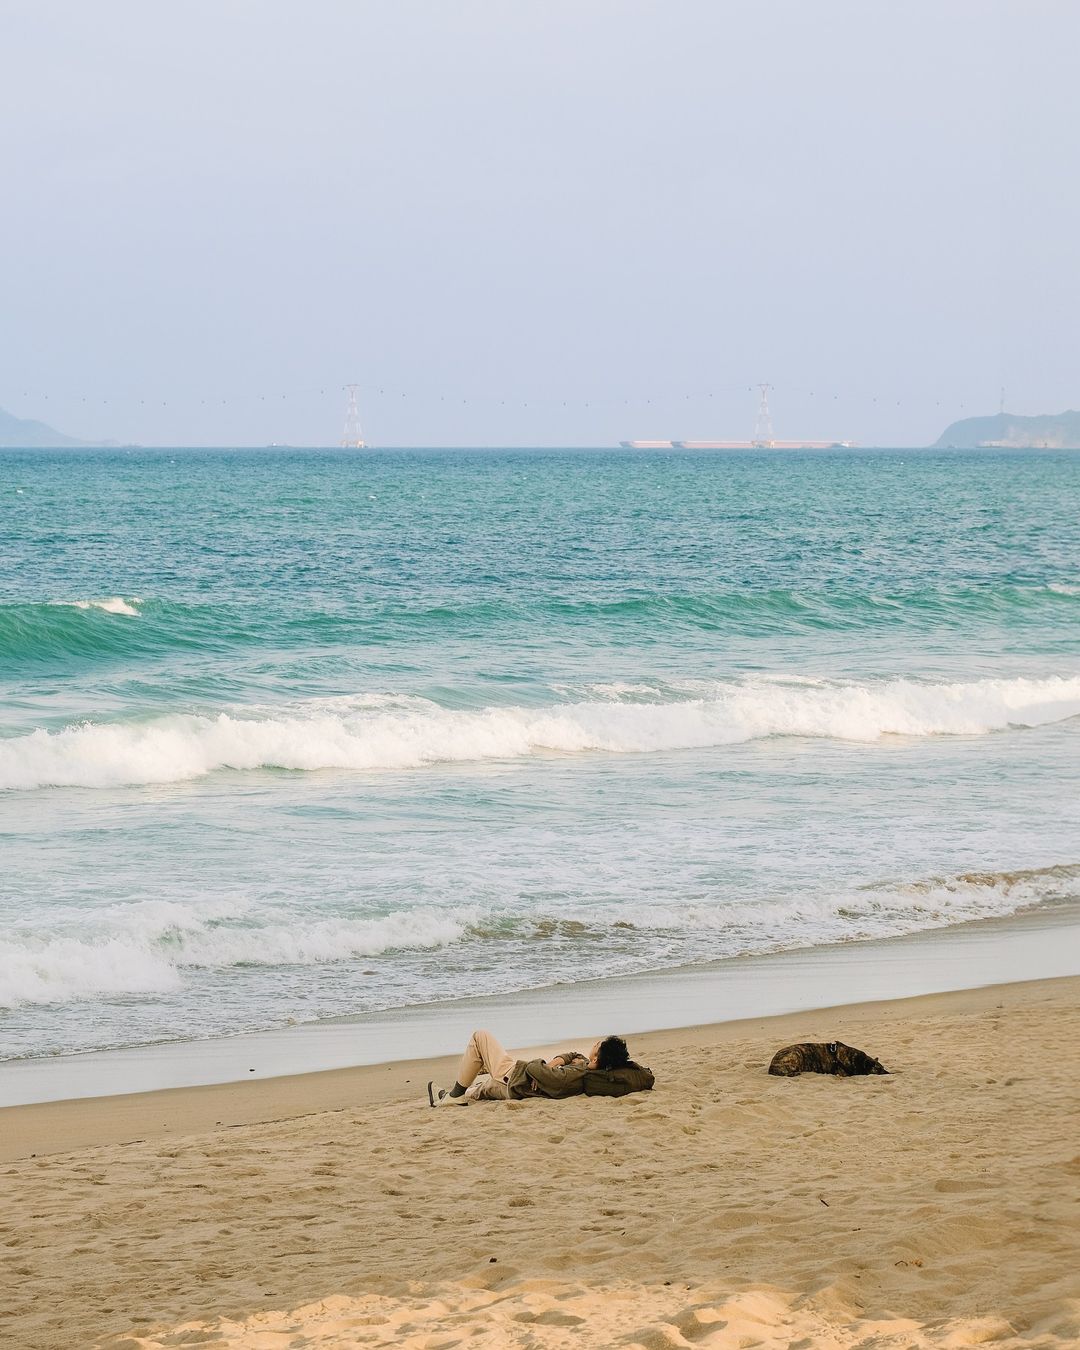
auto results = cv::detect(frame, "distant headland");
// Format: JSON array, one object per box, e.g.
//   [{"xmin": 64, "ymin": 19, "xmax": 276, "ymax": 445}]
[
  {"xmin": 933, "ymin": 410, "xmax": 1080, "ymax": 450},
  {"xmin": 0, "ymin": 406, "xmax": 115, "ymax": 449}
]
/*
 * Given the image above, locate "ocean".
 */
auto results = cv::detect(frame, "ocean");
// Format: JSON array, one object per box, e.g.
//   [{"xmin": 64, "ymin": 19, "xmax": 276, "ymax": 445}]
[{"xmin": 2, "ymin": 447, "xmax": 1079, "ymax": 1062}]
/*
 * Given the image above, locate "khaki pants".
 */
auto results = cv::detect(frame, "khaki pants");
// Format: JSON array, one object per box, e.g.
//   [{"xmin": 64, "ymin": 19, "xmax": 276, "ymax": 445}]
[{"xmin": 457, "ymin": 1029, "xmax": 517, "ymax": 1101}]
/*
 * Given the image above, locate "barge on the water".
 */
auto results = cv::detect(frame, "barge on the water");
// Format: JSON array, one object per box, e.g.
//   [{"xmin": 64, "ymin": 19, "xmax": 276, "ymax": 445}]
[{"xmin": 619, "ymin": 439, "xmax": 856, "ymax": 449}]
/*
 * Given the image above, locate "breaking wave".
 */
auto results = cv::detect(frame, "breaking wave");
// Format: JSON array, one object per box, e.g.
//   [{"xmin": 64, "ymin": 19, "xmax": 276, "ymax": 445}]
[
  {"xmin": 2, "ymin": 674, "xmax": 1079, "ymax": 791},
  {"xmin": 0, "ymin": 899, "xmax": 479, "ymax": 1009},
  {"xmin": 2, "ymin": 864, "xmax": 1075, "ymax": 1013},
  {"xmin": 62, "ymin": 597, "xmax": 142, "ymax": 616}
]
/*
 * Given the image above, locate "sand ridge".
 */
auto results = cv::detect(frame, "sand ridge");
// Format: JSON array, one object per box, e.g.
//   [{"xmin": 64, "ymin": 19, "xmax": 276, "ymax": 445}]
[{"xmin": 2, "ymin": 978, "xmax": 1078, "ymax": 1348}]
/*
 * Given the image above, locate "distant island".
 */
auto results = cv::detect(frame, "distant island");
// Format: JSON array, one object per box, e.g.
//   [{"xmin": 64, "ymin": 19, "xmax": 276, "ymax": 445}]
[
  {"xmin": 933, "ymin": 410, "xmax": 1080, "ymax": 449},
  {"xmin": 0, "ymin": 405, "xmax": 114, "ymax": 448}
]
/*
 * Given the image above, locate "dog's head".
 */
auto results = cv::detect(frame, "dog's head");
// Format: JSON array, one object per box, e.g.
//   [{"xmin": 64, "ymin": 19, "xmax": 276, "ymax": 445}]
[{"xmin": 831, "ymin": 1042, "xmax": 889, "ymax": 1075}]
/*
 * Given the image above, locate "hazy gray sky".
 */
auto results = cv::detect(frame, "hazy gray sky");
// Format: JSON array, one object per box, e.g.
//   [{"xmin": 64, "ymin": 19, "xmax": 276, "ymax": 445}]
[{"xmin": 2, "ymin": 1, "xmax": 1077, "ymax": 447}]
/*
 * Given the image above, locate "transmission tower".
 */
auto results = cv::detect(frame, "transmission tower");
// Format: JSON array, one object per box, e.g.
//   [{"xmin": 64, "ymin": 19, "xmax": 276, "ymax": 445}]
[
  {"xmin": 341, "ymin": 384, "xmax": 365, "ymax": 448},
  {"xmin": 752, "ymin": 383, "xmax": 774, "ymax": 447}
]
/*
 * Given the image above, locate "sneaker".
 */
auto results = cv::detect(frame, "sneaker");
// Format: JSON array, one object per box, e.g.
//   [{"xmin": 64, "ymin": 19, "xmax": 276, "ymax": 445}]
[{"xmin": 427, "ymin": 1081, "xmax": 468, "ymax": 1107}]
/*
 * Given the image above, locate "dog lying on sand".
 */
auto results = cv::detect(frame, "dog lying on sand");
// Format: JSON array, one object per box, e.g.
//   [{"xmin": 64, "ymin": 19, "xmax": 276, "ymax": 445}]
[{"xmin": 768, "ymin": 1041, "xmax": 889, "ymax": 1077}]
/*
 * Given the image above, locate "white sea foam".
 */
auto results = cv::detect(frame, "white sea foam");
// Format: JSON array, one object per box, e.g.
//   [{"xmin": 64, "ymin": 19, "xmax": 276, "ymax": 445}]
[
  {"xmin": 55, "ymin": 597, "xmax": 141, "ymax": 616},
  {"xmin": 1, "ymin": 673, "xmax": 1078, "ymax": 791},
  {"xmin": 621, "ymin": 863, "xmax": 1080, "ymax": 940},
  {"xmin": 0, "ymin": 902, "xmax": 478, "ymax": 1009},
  {"xmin": 578, "ymin": 681, "xmax": 667, "ymax": 699},
  {"xmin": 3, "ymin": 866, "xmax": 1073, "ymax": 1013}
]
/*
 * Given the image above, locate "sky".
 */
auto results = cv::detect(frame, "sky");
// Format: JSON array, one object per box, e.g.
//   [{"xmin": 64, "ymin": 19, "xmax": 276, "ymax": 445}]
[{"xmin": 1, "ymin": 0, "xmax": 1078, "ymax": 448}]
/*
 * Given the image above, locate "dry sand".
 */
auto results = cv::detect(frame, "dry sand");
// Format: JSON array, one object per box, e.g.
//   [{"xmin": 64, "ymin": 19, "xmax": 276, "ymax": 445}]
[{"xmin": 2, "ymin": 977, "xmax": 1078, "ymax": 1349}]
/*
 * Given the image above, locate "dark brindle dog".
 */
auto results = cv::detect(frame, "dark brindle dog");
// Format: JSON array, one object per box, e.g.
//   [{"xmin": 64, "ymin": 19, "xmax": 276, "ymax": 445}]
[{"xmin": 768, "ymin": 1041, "xmax": 889, "ymax": 1077}]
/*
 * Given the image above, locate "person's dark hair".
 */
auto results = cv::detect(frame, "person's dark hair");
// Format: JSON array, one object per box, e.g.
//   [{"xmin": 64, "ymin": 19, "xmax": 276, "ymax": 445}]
[{"xmin": 596, "ymin": 1035, "xmax": 634, "ymax": 1071}]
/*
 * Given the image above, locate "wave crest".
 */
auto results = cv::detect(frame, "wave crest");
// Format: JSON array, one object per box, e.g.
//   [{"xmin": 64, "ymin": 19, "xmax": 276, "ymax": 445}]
[
  {"xmin": 1, "ymin": 674, "xmax": 1078, "ymax": 791},
  {"xmin": 1, "ymin": 900, "xmax": 477, "ymax": 1009},
  {"xmin": 3, "ymin": 582, "xmax": 1079, "ymax": 671},
  {"xmin": 63, "ymin": 597, "xmax": 141, "ymax": 616}
]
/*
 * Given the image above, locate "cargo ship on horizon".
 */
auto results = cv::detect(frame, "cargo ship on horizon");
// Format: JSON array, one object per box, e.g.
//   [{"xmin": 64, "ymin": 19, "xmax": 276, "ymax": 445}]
[
  {"xmin": 619, "ymin": 439, "xmax": 857, "ymax": 450},
  {"xmin": 619, "ymin": 387, "xmax": 855, "ymax": 450}
]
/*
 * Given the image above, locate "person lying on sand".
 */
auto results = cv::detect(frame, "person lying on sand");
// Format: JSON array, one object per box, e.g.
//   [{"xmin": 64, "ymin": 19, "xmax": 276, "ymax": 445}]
[{"xmin": 428, "ymin": 1028, "xmax": 653, "ymax": 1105}]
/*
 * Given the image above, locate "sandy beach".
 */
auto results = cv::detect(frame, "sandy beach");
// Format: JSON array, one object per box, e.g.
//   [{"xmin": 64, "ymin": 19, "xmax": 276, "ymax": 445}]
[{"xmin": 3, "ymin": 975, "xmax": 1078, "ymax": 1349}]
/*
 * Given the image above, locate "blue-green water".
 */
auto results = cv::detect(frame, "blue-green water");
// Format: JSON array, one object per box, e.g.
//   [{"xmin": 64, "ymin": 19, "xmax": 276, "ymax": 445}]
[{"xmin": 2, "ymin": 447, "xmax": 1079, "ymax": 1059}]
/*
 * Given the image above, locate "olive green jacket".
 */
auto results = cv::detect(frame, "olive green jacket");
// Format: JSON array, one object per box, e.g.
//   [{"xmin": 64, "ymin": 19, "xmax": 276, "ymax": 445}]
[
  {"xmin": 505, "ymin": 1051, "xmax": 589, "ymax": 1099},
  {"xmin": 505, "ymin": 1053, "xmax": 655, "ymax": 1100}
]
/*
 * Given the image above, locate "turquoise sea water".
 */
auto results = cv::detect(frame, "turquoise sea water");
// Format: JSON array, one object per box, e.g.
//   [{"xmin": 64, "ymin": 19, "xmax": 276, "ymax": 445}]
[{"xmin": 2, "ymin": 447, "xmax": 1079, "ymax": 1059}]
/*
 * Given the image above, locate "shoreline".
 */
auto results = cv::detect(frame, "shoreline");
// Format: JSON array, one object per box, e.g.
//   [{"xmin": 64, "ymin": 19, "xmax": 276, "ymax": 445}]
[
  {"xmin": 3, "ymin": 898, "xmax": 1079, "ymax": 1115},
  {"xmin": 2, "ymin": 975, "xmax": 1076, "ymax": 1165},
  {"xmin": 3, "ymin": 964, "xmax": 1077, "ymax": 1166}
]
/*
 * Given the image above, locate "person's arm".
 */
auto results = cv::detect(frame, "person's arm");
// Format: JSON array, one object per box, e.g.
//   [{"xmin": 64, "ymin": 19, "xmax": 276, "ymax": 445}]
[{"xmin": 522, "ymin": 1057, "xmax": 587, "ymax": 1096}]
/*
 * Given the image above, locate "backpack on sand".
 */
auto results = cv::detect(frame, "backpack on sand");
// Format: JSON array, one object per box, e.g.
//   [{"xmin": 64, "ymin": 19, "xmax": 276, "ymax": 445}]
[{"xmin": 582, "ymin": 1064, "xmax": 655, "ymax": 1097}]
